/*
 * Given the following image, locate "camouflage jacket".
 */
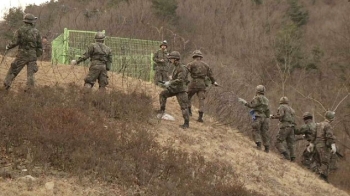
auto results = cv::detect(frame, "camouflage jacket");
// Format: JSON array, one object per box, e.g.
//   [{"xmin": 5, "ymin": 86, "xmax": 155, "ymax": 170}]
[
  {"xmin": 78, "ymin": 42, "xmax": 112, "ymax": 69},
  {"xmin": 187, "ymin": 59, "xmax": 215, "ymax": 90},
  {"xmin": 312, "ymin": 120, "xmax": 336, "ymax": 147},
  {"xmin": 275, "ymin": 104, "xmax": 295, "ymax": 128},
  {"xmin": 167, "ymin": 61, "xmax": 188, "ymax": 93},
  {"xmin": 153, "ymin": 49, "xmax": 169, "ymax": 71},
  {"xmin": 7, "ymin": 23, "xmax": 42, "ymax": 61},
  {"xmin": 245, "ymin": 94, "xmax": 270, "ymax": 118},
  {"xmin": 295, "ymin": 120, "xmax": 316, "ymax": 142}
]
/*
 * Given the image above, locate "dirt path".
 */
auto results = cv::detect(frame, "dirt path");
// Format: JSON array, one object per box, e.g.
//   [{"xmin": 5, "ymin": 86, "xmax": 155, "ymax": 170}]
[{"xmin": 0, "ymin": 57, "xmax": 349, "ymax": 196}]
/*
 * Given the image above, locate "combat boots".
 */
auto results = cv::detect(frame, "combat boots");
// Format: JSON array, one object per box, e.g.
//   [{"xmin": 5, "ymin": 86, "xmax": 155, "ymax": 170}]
[
  {"xmin": 320, "ymin": 174, "xmax": 329, "ymax": 183},
  {"xmin": 256, "ymin": 142, "xmax": 262, "ymax": 150},
  {"xmin": 282, "ymin": 152, "xmax": 290, "ymax": 160},
  {"xmin": 290, "ymin": 157, "xmax": 296, "ymax": 162},
  {"xmin": 188, "ymin": 107, "xmax": 192, "ymax": 116},
  {"xmin": 3, "ymin": 84, "xmax": 10, "ymax": 90},
  {"xmin": 179, "ymin": 120, "xmax": 189, "ymax": 129},
  {"xmin": 197, "ymin": 111, "xmax": 204, "ymax": 122},
  {"xmin": 264, "ymin": 146, "xmax": 269, "ymax": 153},
  {"xmin": 157, "ymin": 106, "xmax": 165, "ymax": 116}
]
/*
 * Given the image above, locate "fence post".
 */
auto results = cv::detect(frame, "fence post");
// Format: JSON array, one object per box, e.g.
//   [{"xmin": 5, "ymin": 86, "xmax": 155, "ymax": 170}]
[
  {"xmin": 63, "ymin": 28, "xmax": 69, "ymax": 64},
  {"xmin": 150, "ymin": 53, "xmax": 154, "ymax": 82}
]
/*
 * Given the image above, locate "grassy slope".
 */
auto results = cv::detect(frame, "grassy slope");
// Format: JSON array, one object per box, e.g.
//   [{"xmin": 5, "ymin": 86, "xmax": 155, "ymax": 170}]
[{"xmin": 0, "ymin": 55, "xmax": 349, "ymax": 196}]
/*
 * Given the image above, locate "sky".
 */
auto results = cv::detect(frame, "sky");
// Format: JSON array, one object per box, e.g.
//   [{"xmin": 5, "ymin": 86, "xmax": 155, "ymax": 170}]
[{"xmin": 0, "ymin": 0, "xmax": 52, "ymax": 21}]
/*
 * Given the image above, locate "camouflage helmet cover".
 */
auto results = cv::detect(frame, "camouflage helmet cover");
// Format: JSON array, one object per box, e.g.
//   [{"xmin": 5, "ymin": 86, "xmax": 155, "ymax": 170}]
[
  {"xmin": 168, "ymin": 51, "xmax": 180, "ymax": 60},
  {"xmin": 95, "ymin": 32, "xmax": 105, "ymax": 40},
  {"xmin": 160, "ymin": 40, "xmax": 168, "ymax": 47},
  {"xmin": 256, "ymin": 85, "xmax": 265, "ymax": 94},
  {"xmin": 302, "ymin": 112, "xmax": 313, "ymax": 119},
  {"xmin": 279, "ymin": 96, "xmax": 289, "ymax": 104},
  {"xmin": 325, "ymin": 111, "xmax": 335, "ymax": 121},
  {"xmin": 23, "ymin": 13, "xmax": 37, "ymax": 24},
  {"xmin": 192, "ymin": 50, "xmax": 203, "ymax": 58}
]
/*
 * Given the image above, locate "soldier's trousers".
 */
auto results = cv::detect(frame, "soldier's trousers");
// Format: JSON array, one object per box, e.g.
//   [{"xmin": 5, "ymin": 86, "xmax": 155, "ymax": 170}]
[
  {"xmin": 251, "ymin": 117, "xmax": 270, "ymax": 147},
  {"xmin": 159, "ymin": 89, "xmax": 189, "ymax": 121},
  {"xmin": 275, "ymin": 126, "xmax": 295, "ymax": 158},
  {"xmin": 4, "ymin": 59, "xmax": 38, "ymax": 88},
  {"xmin": 154, "ymin": 69, "xmax": 169, "ymax": 85},
  {"xmin": 187, "ymin": 89, "xmax": 206, "ymax": 112},
  {"xmin": 314, "ymin": 145, "xmax": 331, "ymax": 177},
  {"xmin": 84, "ymin": 64, "xmax": 108, "ymax": 88}
]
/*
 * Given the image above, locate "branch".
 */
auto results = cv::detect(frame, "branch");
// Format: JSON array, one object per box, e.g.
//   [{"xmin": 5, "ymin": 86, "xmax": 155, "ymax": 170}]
[
  {"xmin": 333, "ymin": 93, "xmax": 350, "ymax": 112},
  {"xmin": 290, "ymin": 86, "xmax": 327, "ymax": 112}
]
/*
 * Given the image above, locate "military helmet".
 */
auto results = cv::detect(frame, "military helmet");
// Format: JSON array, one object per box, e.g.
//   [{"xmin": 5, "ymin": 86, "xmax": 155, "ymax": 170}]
[
  {"xmin": 160, "ymin": 40, "xmax": 168, "ymax": 47},
  {"xmin": 95, "ymin": 32, "xmax": 105, "ymax": 40},
  {"xmin": 302, "ymin": 112, "xmax": 313, "ymax": 119},
  {"xmin": 168, "ymin": 51, "xmax": 180, "ymax": 60},
  {"xmin": 279, "ymin": 96, "xmax": 289, "ymax": 104},
  {"xmin": 192, "ymin": 50, "xmax": 203, "ymax": 58},
  {"xmin": 325, "ymin": 111, "xmax": 335, "ymax": 121},
  {"xmin": 256, "ymin": 85, "xmax": 265, "ymax": 94},
  {"xmin": 23, "ymin": 13, "xmax": 37, "ymax": 24}
]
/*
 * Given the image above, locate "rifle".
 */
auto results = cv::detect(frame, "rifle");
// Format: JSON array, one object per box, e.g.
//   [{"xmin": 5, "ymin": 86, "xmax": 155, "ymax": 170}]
[{"xmin": 336, "ymin": 151, "xmax": 344, "ymax": 158}]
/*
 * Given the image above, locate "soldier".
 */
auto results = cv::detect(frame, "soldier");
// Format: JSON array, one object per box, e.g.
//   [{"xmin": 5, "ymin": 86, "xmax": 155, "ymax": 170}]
[
  {"xmin": 187, "ymin": 50, "xmax": 218, "ymax": 122},
  {"xmin": 271, "ymin": 97, "xmax": 296, "ymax": 161},
  {"xmin": 158, "ymin": 51, "xmax": 190, "ymax": 129},
  {"xmin": 238, "ymin": 85, "xmax": 271, "ymax": 152},
  {"xmin": 310, "ymin": 111, "xmax": 337, "ymax": 182},
  {"xmin": 153, "ymin": 40, "xmax": 169, "ymax": 85},
  {"xmin": 41, "ymin": 36, "xmax": 51, "ymax": 61},
  {"xmin": 294, "ymin": 112, "xmax": 317, "ymax": 169},
  {"xmin": 4, "ymin": 13, "xmax": 43, "ymax": 91},
  {"xmin": 71, "ymin": 32, "xmax": 112, "ymax": 91}
]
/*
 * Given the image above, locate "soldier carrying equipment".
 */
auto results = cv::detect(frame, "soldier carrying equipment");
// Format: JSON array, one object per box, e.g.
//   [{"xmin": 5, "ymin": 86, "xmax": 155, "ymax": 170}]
[{"xmin": 238, "ymin": 85, "xmax": 271, "ymax": 152}]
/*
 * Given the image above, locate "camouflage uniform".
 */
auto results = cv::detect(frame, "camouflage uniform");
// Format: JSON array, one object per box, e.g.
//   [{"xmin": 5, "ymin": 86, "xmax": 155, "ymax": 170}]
[
  {"xmin": 311, "ymin": 111, "xmax": 336, "ymax": 182},
  {"xmin": 273, "ymin": 97, "xmax": 296, "ymax": 161},
  {"xmin": 294, "ymin": 112, "xmax": 317, "ymax": 169},
  {"xmin": 4, "ymin": 14, "xmax": 42, "ymax": 90},
  {"xmin": 187, "ymin": 50, "xmax": 216, "ymax": 122},
  {"xmin": 159, "ymin": 51, "xmax": 190, "ymax": 129},
  {"xmin": 244, "ymin": 85, "xmax": 270, "ymax": 152},
  {"xmin": 42, "ymin": 36, "xmax": 51, "ymax": 61},
  {"xmin": 76, "ymin": 32, "xmax": 112, "ymax": 90},
  {"xmin": 153, "ymin": 41, "xmax": 169, "ymax": 85}
]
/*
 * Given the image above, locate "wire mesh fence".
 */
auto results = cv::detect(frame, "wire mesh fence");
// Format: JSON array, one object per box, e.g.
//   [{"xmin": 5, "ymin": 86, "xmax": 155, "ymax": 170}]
[{"xmin": 51, "ymin": 28, "xmax": 160, "ymax": 81}]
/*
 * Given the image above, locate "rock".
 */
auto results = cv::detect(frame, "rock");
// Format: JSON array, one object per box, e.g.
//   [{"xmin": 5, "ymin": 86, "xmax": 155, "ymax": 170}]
[
  {"xmin": 18, "ymin": 175, "xmax": 36, "ymax": 182},
  {"xmin": 45, "ymin": 181, "xmax": 55, "ymax": 191},
  {"xmin": 156, "ymin": 113, "xmax": 175, "ymax": 121}
]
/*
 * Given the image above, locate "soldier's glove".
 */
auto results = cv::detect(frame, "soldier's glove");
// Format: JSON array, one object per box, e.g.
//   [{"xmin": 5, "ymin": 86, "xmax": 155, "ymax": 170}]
[
  {"xmin": 213, "ymin": 81, "xmax": 219, "ymax": 87},
  {"xmin": 331, "ymin": 143, "xmax": 337, "ymax": 154},
  {"xmin": 164, "ymin": 81, "xmax": 171, "ymax": 88},
  {"xmin": 71, "ymin": 60, "xmax": 77, "ymax": 65},
  {"xmin": 238, "ymin": 98, "xmax": 247, "ymax": 105},
  {"xmin": 307, "ymin": 143, "xmax": 314, "ymax": 152},
  {"xmin": 5, "ymin": 45, "xmax": 10, "ymax": 51}
]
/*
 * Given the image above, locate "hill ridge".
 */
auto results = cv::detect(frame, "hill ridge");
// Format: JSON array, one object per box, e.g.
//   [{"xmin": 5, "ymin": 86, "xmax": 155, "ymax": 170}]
[{"xmin": 0, "ymin": 56, "xmax": 349, "ymax": 196}]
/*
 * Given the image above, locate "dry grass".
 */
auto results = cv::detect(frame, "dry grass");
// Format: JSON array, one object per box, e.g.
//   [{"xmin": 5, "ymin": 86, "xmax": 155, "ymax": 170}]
[
  {"xmin": 0, "ymin": 57, "xmax": 260, "ymax": 196},
  {"xmin": 0, "ymin": 58, "xmax": 345, "ymax": 195}
]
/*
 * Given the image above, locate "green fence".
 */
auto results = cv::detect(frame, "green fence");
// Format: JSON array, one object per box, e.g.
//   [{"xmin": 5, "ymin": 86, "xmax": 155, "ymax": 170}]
[{"xmin": 51, "ymin": 28, "xmax": 159, "ymax": 81}]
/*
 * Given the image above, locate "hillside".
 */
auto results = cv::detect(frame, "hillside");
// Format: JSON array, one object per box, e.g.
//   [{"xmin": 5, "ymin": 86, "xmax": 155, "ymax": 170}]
[{"xmin": 0, "ymin": 55, "xmax": 349, "ymax": 196}]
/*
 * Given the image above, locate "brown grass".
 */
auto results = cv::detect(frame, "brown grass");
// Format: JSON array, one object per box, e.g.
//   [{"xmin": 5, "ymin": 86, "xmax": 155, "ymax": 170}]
[{"xmin": 0, "ymin": 57, "xmax": 259, "ymax": 195}]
